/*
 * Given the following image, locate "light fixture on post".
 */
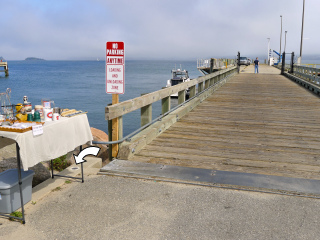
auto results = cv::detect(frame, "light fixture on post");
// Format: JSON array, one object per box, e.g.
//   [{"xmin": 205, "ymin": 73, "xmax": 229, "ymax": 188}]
[
  {"xmin": 298, "ymin": 0, "xmax": 305, "ymax": 65},
  {"xmin": 267, "ymin": 38, "xmax": 270, "ymax": 64},
  {"xmin": 284, "ymin": 31, "xmax": 287, "ymax": 53},
  {"xmin": 280, "ymin": 15, "xmax": 283, "ymax": 61}
]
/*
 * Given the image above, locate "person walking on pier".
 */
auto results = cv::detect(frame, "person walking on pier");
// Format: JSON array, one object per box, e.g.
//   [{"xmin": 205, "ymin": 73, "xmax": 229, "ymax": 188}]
[{"xmin": 254, "ymin": 57, "xmax": 259, "ymax": 73}]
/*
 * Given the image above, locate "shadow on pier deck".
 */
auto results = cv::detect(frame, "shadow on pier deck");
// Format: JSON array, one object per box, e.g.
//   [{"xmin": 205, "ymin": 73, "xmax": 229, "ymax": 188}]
[{"xmin": 101, "ymin": 65, "xmax": 320, "ymax": 196}]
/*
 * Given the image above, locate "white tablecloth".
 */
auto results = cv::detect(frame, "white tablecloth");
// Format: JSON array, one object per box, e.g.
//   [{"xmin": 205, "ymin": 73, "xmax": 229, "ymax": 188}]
[{"xmin": 0, "ymin": 114, "xmax": 93, "ymax": 170}]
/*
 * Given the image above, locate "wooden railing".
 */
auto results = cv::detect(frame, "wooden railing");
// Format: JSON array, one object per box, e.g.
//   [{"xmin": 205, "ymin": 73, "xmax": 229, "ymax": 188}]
[{"xmin": 105, "ymin": 66, "xmax": 238, "ymax": 159}]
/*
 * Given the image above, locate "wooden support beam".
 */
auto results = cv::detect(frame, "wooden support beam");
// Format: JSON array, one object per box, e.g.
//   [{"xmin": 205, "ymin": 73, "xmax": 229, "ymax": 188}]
[
  {"xmin": 178, "ymin": 90, "xmax": 185, "ymax": 105},
  {"xmin": 141, "ymin": 93, "xmax": 152, "ymax": 127},
  {"xmin": 118, "ymin": 116, "xmax": 123, "ymax": 140},
  {"xmin": 189, "ymin": 85, "xmax": 196, "ymax": 98},
  {"xmin": 162, "ymin": 96, "xmax": 171, "ymax": 115},
  {"xmin": 210, "ymin": 77, "xmax": 214, "ymax": 86},
  {"xmin": 205, "ymin": 79, "xmax": 210, "ymax": 89},
  {"xmin": 112, "ymin": 94, "xmax": 119, "ymax": 158},
  {"xmin": 198, "ymin": 82, "xmax": 203, "ymax": 93}
]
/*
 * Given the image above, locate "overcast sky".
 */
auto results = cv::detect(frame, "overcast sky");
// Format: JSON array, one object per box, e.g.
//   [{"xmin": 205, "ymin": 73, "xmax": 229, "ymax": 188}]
[{"xmin": 1, "ymin": 0, "xmax": 318, "ymax": 60}]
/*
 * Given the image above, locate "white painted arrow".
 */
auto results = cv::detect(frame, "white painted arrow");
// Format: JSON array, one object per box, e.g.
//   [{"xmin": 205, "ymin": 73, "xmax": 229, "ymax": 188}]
[{"xmin": 74, "ymin": 146, "xmax": 100, "ymax": 164}]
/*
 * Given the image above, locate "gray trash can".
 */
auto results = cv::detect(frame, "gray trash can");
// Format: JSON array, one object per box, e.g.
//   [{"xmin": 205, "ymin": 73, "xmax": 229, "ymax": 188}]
[{"xmin": 0, "ymin": 169, "xmax": 34, "ymax": 213}]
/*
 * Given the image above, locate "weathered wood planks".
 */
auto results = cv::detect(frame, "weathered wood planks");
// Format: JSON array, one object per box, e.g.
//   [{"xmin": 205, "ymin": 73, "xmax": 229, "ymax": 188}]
[{"xmin": 130, "ymin": 65, "xmax": 320, "ymax": 180}]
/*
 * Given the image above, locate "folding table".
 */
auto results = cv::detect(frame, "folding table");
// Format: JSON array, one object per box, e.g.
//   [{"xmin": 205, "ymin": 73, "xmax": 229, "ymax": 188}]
[{"xmin": 0, "ymin": 114, "xmax": 93, "ymax": 223}]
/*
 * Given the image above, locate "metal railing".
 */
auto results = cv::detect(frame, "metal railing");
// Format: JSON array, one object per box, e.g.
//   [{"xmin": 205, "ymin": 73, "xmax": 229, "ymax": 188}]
[
  {"xmin": 299, "ymin": 63, "xmax": 320, "ymax": 68},
  {"xmin": 197, "ymin": 58, "xmax": 236, "ymax": 74},
  {"xmin": 197, "ymin": 59, "xmax": 210, "ymax": 69},
  {"xmin": 280, "ymin": 52, "xmax": 320, "ymax": 96},
  {"xmin": 277, "ymin": 52, "xmax": 320, "ymax": 86},
  {"xmin": 292, "ymin": 65, "xmax": 320, "ymax": 85}
]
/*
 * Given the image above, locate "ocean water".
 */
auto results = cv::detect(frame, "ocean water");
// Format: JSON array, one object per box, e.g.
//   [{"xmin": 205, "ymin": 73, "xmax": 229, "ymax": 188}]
[{"xmin": 0, "ymin": 60, "xmax": 200, "ymax": 137}]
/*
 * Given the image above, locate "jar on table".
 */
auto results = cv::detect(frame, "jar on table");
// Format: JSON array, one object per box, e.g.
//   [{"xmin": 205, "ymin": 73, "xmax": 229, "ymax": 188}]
[{"xmin": 35, "ymin": 105, "xmax": 44, "ymax": 121}]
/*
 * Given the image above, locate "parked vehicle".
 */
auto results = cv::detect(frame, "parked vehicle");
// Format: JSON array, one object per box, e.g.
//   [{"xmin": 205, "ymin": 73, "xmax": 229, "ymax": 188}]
[{"xmin": 239, "ymin": 57, "xmax": 249, "ymax": 66}]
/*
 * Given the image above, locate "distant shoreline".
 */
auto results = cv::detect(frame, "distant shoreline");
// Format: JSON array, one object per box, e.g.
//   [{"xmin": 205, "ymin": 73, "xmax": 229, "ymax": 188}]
[
  {"xmin": 25, "ymin": 57, "xmax": 45, "ymax": 61},
  {"xmin": 3, "ymin": 57, "xmax": 320, "ymax": 63}
]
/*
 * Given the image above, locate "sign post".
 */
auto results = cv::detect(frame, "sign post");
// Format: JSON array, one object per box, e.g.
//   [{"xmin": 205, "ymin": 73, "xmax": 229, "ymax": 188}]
[
  {"xmin": 106, "ymin": 42, "xmax": 125, "ymax": 158},
  {"xmin": 106, "ymin": 42, "xmax": 125, "ymax": 94}
]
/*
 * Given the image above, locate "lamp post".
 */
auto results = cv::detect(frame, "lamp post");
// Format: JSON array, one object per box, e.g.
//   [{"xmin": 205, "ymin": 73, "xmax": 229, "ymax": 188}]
[
  {"xmin": 298, "ymin": 0, "xmax": 305, "ymax": 65},
  {"xmin": 284, "ymin": 31, "xmax": 287, "ymax": 53},
  {"xmin": 267, "ymin": 38, "xmax": 270, "ymax": 64},
  {"xmin": 280, "ymin": 15, "xmax": 283, "ymax": 59}
]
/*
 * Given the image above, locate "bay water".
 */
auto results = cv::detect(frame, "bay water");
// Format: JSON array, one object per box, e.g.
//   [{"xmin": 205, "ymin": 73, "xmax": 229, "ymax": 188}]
[{"xmin": 0, "ymin": 60, "xmax": 200, "ymax": 137}]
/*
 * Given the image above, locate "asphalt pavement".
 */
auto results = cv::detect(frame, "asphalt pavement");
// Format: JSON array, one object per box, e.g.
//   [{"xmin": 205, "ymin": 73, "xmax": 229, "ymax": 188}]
[{"xmin": 1, "ymin": 173, "xmax": 320, "ymax": 240}]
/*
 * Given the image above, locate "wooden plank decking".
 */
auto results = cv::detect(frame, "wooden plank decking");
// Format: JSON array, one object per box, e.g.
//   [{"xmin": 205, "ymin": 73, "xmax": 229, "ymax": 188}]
[{"xmin": 130, "ymin": 65, "xmax": 320, "ymax": 180}]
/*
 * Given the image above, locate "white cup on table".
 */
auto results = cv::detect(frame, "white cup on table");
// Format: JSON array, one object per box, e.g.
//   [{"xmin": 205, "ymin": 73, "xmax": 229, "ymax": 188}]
[
  {"xmin": 44, "ymin": 108, "xmax": 53, "ymax": 121},
  {"xmin": 53, "ymin": 113, "xmax": 60, "ymax": 121}
]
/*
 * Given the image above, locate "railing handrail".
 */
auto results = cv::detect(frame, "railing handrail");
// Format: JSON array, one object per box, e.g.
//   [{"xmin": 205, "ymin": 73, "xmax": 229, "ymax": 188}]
[
  {"xmin": 294, "ymin": 64, "xmax": 320, "ymax": 71},
  {"xmin": 197, "ymin": 58, "xmax": 236, "ymax": 69},
  {"xmin": 296, "ymin": 63, "xmax": 320, "ymax": 68},
  {"xmin": 105, "ymin": 66, "xmax": 237, "ymax": 120},
  {"xmin": 286, "ymin": 64, "xmax": 320, "ymax": 88}
]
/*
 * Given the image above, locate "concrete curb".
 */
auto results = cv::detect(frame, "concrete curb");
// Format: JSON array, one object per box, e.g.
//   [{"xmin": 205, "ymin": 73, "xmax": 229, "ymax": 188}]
[{"xmin": 23, "ymin": 156, "xmax": 102, "ymax": 210}]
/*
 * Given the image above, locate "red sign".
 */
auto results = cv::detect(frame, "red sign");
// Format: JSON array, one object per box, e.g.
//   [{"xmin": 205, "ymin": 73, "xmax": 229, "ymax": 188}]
[{"xmin": 106, "ymin": 41, "xmax": 125, "ymax": 94}]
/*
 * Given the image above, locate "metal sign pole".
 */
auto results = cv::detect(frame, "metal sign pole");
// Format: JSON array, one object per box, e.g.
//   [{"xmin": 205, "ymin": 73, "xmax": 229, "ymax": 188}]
[
  {"xmin": 237, "ymin": 52, "xmax": 240, "ymax": 74},
  {"xmin": 281, "ymin": 52, "xmax": 286, "ymax": 75}
]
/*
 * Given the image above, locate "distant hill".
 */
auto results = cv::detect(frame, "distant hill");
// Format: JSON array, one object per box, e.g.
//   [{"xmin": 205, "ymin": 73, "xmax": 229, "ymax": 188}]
[{"xmin": 25, "ymin": 57, "xmax": 45, "ymax": 61}]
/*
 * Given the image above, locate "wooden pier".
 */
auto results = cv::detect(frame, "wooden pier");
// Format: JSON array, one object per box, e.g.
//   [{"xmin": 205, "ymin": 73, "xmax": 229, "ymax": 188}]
[
  {"xmin": 106, "ymin": 64, "xmax": 320, "ymax": 182},
  {"xmin": 0, "ymin": 61, "xmax": 9, "ymax": 76}
]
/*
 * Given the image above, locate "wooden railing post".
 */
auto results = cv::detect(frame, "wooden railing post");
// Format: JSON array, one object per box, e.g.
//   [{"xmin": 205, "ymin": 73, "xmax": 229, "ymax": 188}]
[
  {"xmin": 112, "ymin": 94, "xmax": 119, "ymax": 158},
  {"xmin": 215, "ymin": 74, "xmax": 220, "ymax": 84},
  {"xmin": 213, "ymin": 75, "xmax": 217, "ymax": 84},
  {"xmin": 210, "ymin": 76, "xmax": 214, "ymax": 86},
  {"xmin": 178, "ymin": 90, "xmax": 185, "ymax": 104},
  {"xmin": 141, "ymin": 93, "xmax": 152, "ymax": 126},
  {"xmin": 205, "ymin": 79, "xmax": 210, "ymax": 89},
  {"xmin": 162, "ymin": 96, "xmax": 171, "ymax": 114},
  {"xmin": 189, "ymin": 85, "xmax": 196, "ymax": 98},
  {"xmin": 198, "ymin": 82, "xmax": 203, "ymax": 93},
  {"xmin": 118, "ymin": 116, "xmax": 123, "ymax": 140}
]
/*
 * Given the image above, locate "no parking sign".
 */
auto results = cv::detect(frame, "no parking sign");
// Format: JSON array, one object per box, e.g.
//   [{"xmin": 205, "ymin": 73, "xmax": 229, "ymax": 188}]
[{"xmin": 106, "ymin": 42, "xmax": 125, "ymax": 94}]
